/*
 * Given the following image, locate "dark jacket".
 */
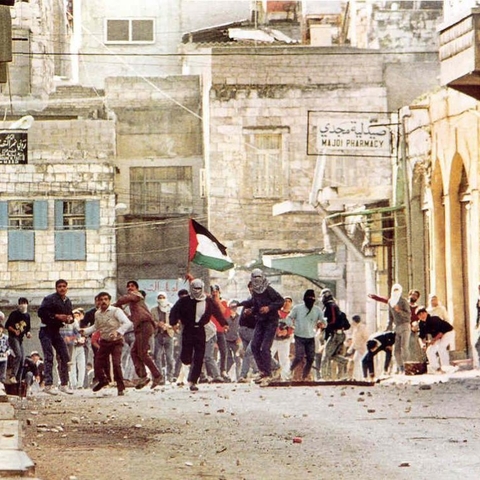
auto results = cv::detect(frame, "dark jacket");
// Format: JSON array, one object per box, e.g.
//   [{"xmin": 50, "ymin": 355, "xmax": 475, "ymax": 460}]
[
  {"xmin": 81, "ymin": 307, "xmax": 97, "ymax": 328},
  {"xmin": 419, "ymin": 315, "xmax": 453, "ymax": 340},
  {"xmin": 367, "ymin": 331, "xmax": 396, "ymax": 351},
  {"xmin": 38, "ymin": 293, "xmax": 73, "ymax": 333},
  {"xmin": 239, "ymin": 286, "xmax": 284, "ymax": 323},
  {"xmin": 323, "ymin": 301, "xmax": 350, "ymax": 340},
  {"xmin": 170, "ymin": 296, "xmax": 227, "ymax": 333},
  {"xmin": 5, "ymin": 310, "xmax": 31, "ymax": 341}
]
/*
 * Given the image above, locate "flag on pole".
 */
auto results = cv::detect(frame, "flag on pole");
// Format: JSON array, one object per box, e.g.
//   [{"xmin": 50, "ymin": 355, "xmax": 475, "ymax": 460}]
[{"xmin": 189, "ymin": 219, "xmax": 234, "ymax": 272}]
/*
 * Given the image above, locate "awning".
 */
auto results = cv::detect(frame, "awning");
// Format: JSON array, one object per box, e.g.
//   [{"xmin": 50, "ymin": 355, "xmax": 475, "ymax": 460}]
[{"xmin": 262, "ymin": 252, "xmax": 338, "ymax": 292}]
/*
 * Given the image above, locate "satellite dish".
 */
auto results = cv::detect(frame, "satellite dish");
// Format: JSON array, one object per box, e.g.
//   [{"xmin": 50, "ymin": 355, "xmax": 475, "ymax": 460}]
[{"xmin": 8, "ymin": 115, "xmax": 35, "ymax": 130}]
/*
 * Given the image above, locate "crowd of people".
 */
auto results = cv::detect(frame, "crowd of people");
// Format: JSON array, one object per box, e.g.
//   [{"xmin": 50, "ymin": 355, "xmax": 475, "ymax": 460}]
[{"xmin": 0, "ymin": 275, "xmax": 464, "ymax": 396}]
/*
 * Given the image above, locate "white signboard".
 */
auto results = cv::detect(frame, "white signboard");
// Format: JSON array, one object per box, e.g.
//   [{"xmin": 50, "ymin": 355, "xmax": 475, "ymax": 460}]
[{"xmin": 308, "ymin": 111, "xmax": 393, "ymax": 157}]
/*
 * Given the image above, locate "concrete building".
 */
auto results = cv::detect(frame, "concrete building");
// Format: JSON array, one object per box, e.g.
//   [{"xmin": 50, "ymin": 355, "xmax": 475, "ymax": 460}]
[{"xmin": 71, "ymin": 0, "xmax": 251, "ymax": 88}]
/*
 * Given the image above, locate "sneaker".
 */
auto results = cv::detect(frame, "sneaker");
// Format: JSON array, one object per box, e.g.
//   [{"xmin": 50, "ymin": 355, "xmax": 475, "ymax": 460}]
[
  {"xmin": 253, "ymin": 374, "xmax": 269, "ymax": 384},
  {"xmin": 135, "ymin": 377, "xmax": 151, "ymax": 390},
  {"xmin": 44, "ymin": 385, "xmax": 58, "ymax": 396},
  {"xmin": 237, "ymin": 377, "xmax": 248, "ymax": 383},
  {"xmin": 189, "ymin": 383, "xmax": 199, "ymax": 392},
  {"xmin": 118, "ymin": 390, "xmax": 125, "ymax": 396},
  {"xmin": 212, "ymin": 377, "xmax": 224, "ymax": 383},
  {"xmin": 9, "ymin": 377, "xmax": 17, "ymax": 384},
  {"xmin": 92, "ymin": 379, "xmax": 109, "ymax": 393},
  {"xmin": 150, "ymin": 375, "xmax": 164, "ymax": 389},
  {"xmin": 59, "ymin": 385, "xmax": 74, "ymax": 395},
  {"xmin": 260, "ymin": 376, "xmax": 273, "ymax": 387}
]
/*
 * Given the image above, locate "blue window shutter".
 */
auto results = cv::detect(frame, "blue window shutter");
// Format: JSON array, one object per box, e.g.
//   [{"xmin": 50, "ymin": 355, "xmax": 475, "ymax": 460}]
[
  {"xmin": 85, "ymin": 200, "xmax": 100, "ymax": 230},
  {"xmin": 8, "ymin": 231, "xmax": 34, "ymax": 261},
  {"xmin": 55, "ymin": 231, "xmax": 86, "ymax": 260},
  {"xmin": 33, "ymin": 200, "xmax": 48, "ymax": 230},
  {"xmin": 0, "ymin": 202, "xmax": 7, "ymax": 230},
  {"xmin": 54, "ymin": 200, "xmax": 64, "ymax": 230}
]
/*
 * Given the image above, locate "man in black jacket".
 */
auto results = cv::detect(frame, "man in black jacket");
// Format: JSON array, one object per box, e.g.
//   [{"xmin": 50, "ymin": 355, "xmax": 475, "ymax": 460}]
[
  {"xmin": 320, "ymin": 288, "xmax": 350, "ymax": 380},
  {"xmin": 362, "ymin": 331, "xmax": 396, "ymax": 380},
  {"xmin": 417, "ymin": 306, "xmax": 455, "ymax": 373},
  {"xmin": 239, "ymin": 269, "xmax": 284, "ymax": 386},
  {"xmin": 170, "ymin": 278, "xmax": 227, "ymax": 391},
  {"xmin": 37, "ymin": 279, "xmax": 74, "ymax": 395}
]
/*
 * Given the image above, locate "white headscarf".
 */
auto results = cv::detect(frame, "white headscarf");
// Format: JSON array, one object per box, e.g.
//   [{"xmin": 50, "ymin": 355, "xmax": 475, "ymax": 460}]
[
  {"xmin": 189, "ymin": 279, "xmax": 206, "ymax": 301},
  {"xmin": 156, "ymin": 291, "xmax": 170, "ymax": 313},
  {"xmin": 251, "ymin": 268, "xmax": 269, "ymax": 294},
  {"xmin": 389, "ymin": 283, "xmax": 402, "ymax": 308}
]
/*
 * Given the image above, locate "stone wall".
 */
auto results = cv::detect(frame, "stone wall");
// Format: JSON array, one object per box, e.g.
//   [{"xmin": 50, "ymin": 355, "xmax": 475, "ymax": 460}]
[
  {"xmin": 0, "ymin": 118, "xmax": 117, "ymax": 306},
  {"xmin": 206, "ymin": 46, "xmax": 390, "ymax": 300}
]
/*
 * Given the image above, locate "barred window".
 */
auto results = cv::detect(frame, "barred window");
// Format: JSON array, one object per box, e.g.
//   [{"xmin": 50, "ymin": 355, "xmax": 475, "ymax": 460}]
[{"xmin": 130, "ymin": 166, "xmax": 193, "ymax": 215}]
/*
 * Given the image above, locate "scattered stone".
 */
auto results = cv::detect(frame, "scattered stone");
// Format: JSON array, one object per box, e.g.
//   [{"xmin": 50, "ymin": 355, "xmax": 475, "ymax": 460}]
[
  {"xmin": 134, "ymin": 424, "xmax": 142, "ymax": 428},
  {"xmin": 185, "ymin": 461, "xmax": 193, "ymax": 467},
  {"xmin": 419, "ymin": 385, "xmax": 432, "ymax": 390},
  {"xmin": 399, "ymin": 462, "xmax": 410, "ymax": 467},
  {"xmin": 71, "ymin": 417, "xmax": 81, "ymax": 424},
  {"xmin": 293, "ymin": 437, "xmax": 303, "ymax": 444},
  {"xmin": 367, "ymin": 409, "xmax": 376, "ymax": 413}
]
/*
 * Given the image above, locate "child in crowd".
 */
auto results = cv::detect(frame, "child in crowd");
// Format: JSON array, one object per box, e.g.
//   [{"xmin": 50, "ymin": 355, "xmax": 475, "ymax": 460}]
[{"xmin": 0, "ymin": 323, "xmax": 10, "ymax": 387}]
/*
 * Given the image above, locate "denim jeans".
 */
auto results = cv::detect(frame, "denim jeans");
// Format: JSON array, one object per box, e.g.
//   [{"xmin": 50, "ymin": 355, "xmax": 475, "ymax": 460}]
[
  {"xmin": 250, "ymin": 320, "xmax": 278, "ymax": 376},
  {"xmin": 39, "ymin": 327, "xmax": 70, "ymax": 386},
  {"xmin": 239, "ymin": 326, "xmax": 257, "ymax": 378},
  {"xmin": 204, "ymin": 335, "xmax": 221, "ymax": 379},
  {"xmin": 8, "ymin": 336, "xmax": 24, "ymax": 381},
  {"xmin": 153, "ymin": 333, "xmax": 174, "ymax": 381}
]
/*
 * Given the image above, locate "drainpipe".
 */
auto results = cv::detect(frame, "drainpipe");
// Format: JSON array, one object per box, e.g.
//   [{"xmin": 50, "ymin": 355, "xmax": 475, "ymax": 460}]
[{"xmin": 400, "ymin": 108, "xmax": 413, "ymax": 289}]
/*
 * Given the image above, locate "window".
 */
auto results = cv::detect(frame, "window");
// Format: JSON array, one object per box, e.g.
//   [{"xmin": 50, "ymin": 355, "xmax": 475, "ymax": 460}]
[
  {"xmin": 8, "ymin": 201, "xmax": 33, "ymax": 229},
  {"xmin": 0, "ymin": 200, "xmax": 47, "ymax": 261},
  {"xmin": 245, "ymin": 132, "xmax": 284, "ymax": 198},
  {"xmin": 55, "ymin": 200, "xmax": 99, "ymax": 260},
  {"xmin": 59, "ymin": 200, "xmax": 85, "ymax": 229},
  {"xmin": 130, "ymin": 167, "xmax": 193, "ymax": 216},
  {"xmin": 105, "ymin": 19, "xmax": 154, "ymax": 44}
]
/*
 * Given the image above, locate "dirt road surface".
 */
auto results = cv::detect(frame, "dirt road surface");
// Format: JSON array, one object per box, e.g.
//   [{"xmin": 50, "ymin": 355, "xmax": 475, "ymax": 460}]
[{"xmin": 12, "ymin": 372, "xmax": 480, "ymax": 480}]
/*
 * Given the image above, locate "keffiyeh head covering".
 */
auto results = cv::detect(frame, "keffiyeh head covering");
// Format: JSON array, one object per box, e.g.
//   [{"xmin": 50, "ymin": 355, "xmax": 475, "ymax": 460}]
[
  {"xmin": 190, "ymin": 279, "xmax": 206, "ymax": 301},
  {"xmin": 157, "ymin": 291, "xmax": 170, "ymax": 312},
  {"xmin": 389, "ymin": 283, "xmax": 402, "ymax": 308},
  {"xmin": 251, "ymin": 268, "xmax": 269, "ymax": 294}
]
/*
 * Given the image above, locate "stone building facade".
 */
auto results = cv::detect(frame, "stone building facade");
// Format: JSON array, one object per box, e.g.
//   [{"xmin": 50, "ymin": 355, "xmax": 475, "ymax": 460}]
[
  {"xmin": 0, "ymin": 119, "xmax": 117, "ymax": 307},
  {"xmin": 400, "ymin": 88, "xmax": 480, "ymax": 360}
]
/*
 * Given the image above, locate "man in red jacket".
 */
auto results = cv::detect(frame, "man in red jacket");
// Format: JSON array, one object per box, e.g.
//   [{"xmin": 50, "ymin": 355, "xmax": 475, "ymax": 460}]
[{"xmin": 114, "ymin": 281, "xmax": 163, "ymax": 390}]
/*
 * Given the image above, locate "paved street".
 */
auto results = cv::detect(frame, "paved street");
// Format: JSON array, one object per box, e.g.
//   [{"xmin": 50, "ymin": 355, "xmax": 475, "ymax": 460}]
[{"xmin": 10, "ymin": 370, "xmax": 480, "ymax": 480}]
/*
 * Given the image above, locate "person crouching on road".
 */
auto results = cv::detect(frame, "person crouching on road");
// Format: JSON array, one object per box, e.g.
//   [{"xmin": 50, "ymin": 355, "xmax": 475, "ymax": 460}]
[{"xmin": 416, "ymin": 306, "xmax": 455, "ymax": 374}]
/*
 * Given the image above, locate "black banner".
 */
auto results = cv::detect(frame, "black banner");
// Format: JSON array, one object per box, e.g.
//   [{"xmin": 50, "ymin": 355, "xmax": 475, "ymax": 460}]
[{"xmin": 0, "ymin": 130, "xmax": 28, "ymax": 164}]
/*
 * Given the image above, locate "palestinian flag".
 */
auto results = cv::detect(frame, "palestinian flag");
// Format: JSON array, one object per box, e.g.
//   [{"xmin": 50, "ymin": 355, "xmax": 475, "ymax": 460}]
[{"xmin": 189, "ymin": 219, "xmax": 234, "ymax": 272}]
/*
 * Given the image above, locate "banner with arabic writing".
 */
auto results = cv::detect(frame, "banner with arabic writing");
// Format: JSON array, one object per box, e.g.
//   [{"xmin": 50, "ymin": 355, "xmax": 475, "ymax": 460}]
[{"xmin": 0, "ymin": 131, "xmax": 28, "ymax": 164}]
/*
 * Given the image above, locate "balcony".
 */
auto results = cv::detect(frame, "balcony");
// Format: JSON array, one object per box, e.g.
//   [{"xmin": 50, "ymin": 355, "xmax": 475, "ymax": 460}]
[{"xmin": 439, "ymin": 8, "xmax": 480, "ymax": 100}]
